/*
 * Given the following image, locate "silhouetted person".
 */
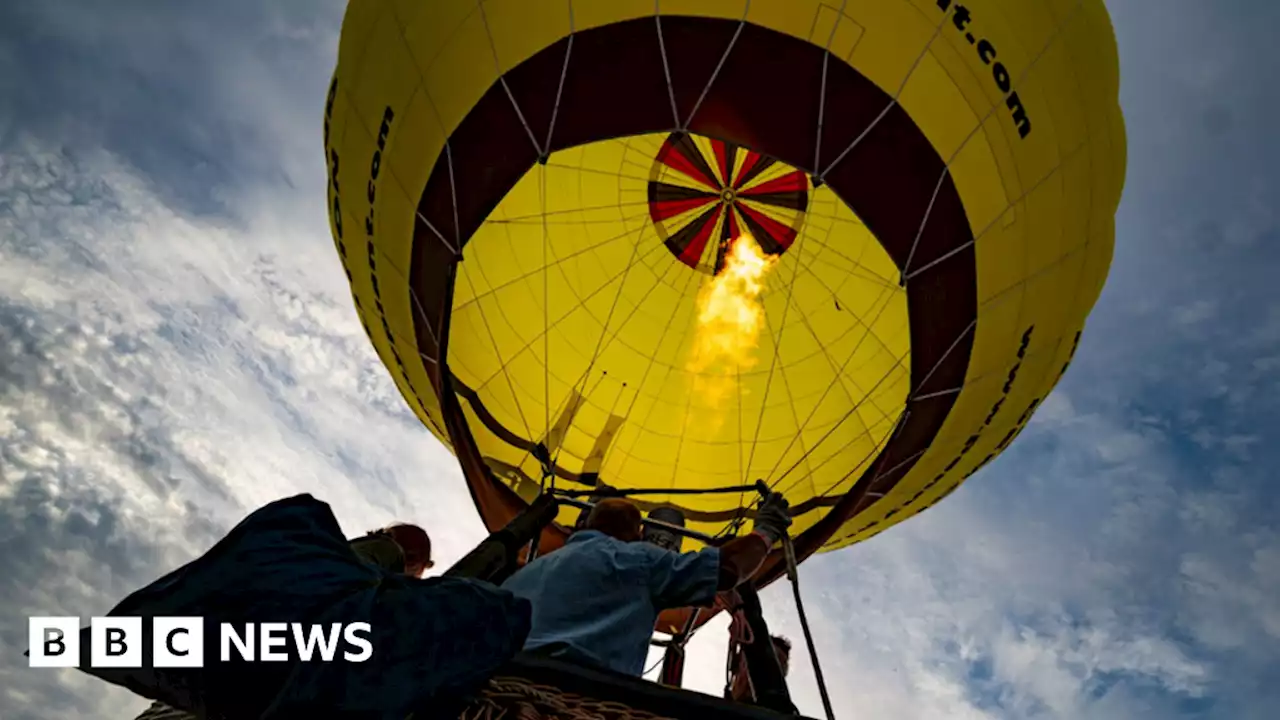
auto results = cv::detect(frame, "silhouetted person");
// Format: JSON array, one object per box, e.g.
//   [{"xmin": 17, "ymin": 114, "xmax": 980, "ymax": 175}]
[
  {"xmin": 135, "ymin": 521, "xmax": 437, "ymax": 720},
  {"xmin": 728, "ymin": 635, "xmax": 792, "ymax": 703},
  {"xmin": 349, "ymin": 522, "xmax": 434, "ymax": 577}
]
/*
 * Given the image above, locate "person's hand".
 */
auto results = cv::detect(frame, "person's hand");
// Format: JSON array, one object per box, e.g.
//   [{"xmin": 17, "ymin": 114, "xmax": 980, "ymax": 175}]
[{"xmin": 751, "ymin": 491, "xmax": 792, "ymax": 545}]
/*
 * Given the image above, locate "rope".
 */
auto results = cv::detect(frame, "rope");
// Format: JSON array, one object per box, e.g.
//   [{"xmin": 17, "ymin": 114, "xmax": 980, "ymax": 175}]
[
  {"xmin": 526, "ymin": 463, "xmax": 555, "ymax": 563},
  {"xmin": 552, "ymin": 483, "xmax": 761, "ymax": 499},
  {"xmin": 458, "ymin": 677, "xmax": 675, "ymax": 720},
  {"xmin": 727, "ymin": 600, "xmax": 755, "ymax": 648},
  {"xmin": 644, "ymin": 654, "xmax": 666, "ymax": 678},
  {"xmin": 720, "ymin": 591, "xmax": 755, "ymax": 701},
  {"xmin": 782, "ymin": 534, "xmax": 835, "ymax": 720}
]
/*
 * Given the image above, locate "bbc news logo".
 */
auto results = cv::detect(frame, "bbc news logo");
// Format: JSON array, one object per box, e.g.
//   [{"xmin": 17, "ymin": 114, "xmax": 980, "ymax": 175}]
[{"xmin": 29, "ymin": 617, "xmax": 373, "ymax": 668}]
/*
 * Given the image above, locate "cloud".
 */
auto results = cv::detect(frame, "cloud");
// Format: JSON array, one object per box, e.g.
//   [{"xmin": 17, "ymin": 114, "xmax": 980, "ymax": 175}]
[
  {"xmin": 0, "ymin": 134, "xmax": 485, "ymax": 718},
  {"xmin": 0, "ymin": 0, "xmax": 344, "ymax": 219}
]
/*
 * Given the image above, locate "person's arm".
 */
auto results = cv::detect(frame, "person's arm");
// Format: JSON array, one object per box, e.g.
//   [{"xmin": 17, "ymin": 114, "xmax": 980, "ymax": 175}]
[
  {"xmin": 645, "ymin": 545, "xmax": 722, "ymax": 610},
  {"xmin": 716, "ymin": 492, "xmax": 793, "ymax": 590},
  {"xmin": 715, "ymin": 532, "xmax": 772, "ymax": 590},
  {"xmin": 645, "ymin": 492, "xmax": 793, "ymax": 605},
  {"xmin": 640, "ymin": 534, "xmax": 769, "ymax": 608}
]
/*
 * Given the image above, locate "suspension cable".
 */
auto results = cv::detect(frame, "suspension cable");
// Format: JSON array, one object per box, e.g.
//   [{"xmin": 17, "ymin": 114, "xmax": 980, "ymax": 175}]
[
  {"xmin": 550, "ymin": 483, "xmax": 762, "ymax": 499},
  {"xmin": 782, "ymin": 533, "xmax": 835, "ymax": 720}
]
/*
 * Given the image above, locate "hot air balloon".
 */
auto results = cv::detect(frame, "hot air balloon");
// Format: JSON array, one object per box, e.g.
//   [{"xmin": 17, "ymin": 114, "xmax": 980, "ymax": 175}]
[{"xmin": 324, "ymin": 0, "xmax": 1126, "ymax": 715}]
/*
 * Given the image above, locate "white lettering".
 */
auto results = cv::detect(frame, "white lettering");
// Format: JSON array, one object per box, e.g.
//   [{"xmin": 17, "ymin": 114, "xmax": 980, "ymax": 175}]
[
  {"xmin": 28, "ymin": 617, "xmax": 81, "ymax": 668},
  {"xmin": 32, "ymin": 618, "xmax": 374, "ymax": 666},
  {"xmin": 260, "ymin": 623, "xmax": 289, "ymax": 661},
  {"xmin": 154, "ymin": 617, "xmax": 204, "ymax": 668},
  {"xmin": 291, "ymin": 623, "xmax": 342, "ymax": 661},
  {"xmin": 343, "ymin": 622, "xmax": 372, "ymax": 662},
  {"xmin": 91, "ymin": 617, "xmax": 142, "ymax": 668},
  {"xmin": 220, "ymin": 624, "xmax": 254, "ymax": 661}
]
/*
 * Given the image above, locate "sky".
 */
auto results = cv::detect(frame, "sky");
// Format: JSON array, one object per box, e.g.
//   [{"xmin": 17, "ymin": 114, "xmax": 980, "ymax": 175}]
[{"xmin": 1, "ymin": 1, "xmax": 1277, "ymax": 718}]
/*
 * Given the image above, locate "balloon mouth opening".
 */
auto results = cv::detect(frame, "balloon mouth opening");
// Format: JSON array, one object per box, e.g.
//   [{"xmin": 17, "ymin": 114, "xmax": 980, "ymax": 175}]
[{"xmin": 648, "ymin": 132, "xmax": 808, "ymax": 276}]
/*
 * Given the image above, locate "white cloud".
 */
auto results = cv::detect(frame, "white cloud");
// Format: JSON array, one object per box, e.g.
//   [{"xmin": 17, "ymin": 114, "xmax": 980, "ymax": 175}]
[
  {"xmin": 1178, "ymin": 539, "xmax": 1280, "ymax": 653},
  {"xmin": 1173, "ymin": 300, "xmax": 1217, "ymax": 327},
  {"xmin": 0, "ymin": 136, "xmax": 486, "ymax": 718}
]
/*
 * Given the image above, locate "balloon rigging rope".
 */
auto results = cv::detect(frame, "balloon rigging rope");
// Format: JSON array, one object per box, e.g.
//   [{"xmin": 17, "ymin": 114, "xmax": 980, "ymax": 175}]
[
  {"xmin": 764, "ymin": 143, "xmax": 1092, "ymax": 503},
  {"xmin": 542, "ymin": 165, "xmax": 552, "ymax": 491},
  {"xmin": 768, "ymin": 317, "xmax": 974, "ymax": 496},
  {"xmin": 478, "ymin": 0, "xmax": 543, "ymax": 159},
  {"xmin": 758, "ymin": 280, "xmax": 904, "ymax": 489},
  {"xmin": 729, "ymin": 0, "xmax": 915, "ymax": 531},
  {"xmin": 643, "ymin": 654, "xmax": 665, "ymax": 679},
  {"xmin": 543, "ymin": 1, "xmax": 575, "ymax": 154},
  {"xmin": 749, "ymin": 5, "xmax": 956, "ymax": 501},
  {"xmin": 783, "ymin": 534, "xmax": 836, "ymax": 720},
  {"xmin": 681, "ymin": 1, "xmax": 749, "ymax": 132},
  {"xmin": 479, "ymin": 0, "xmax": 679, "ymax": 482},
  {"xmin": 547, "ymin": 203, "xmax": 655, "ymax": 477},
  {"xmin": 751, "ymin": 4, "xmax": 1089, "ymax": 505},
  {"xmin": 373, "ymin": 0, "xmax": 1090, "ymax": 546},
  {"xmin": 479, "ymin": 0, "xmax": 558, "ymax": 490},
  {"xmin": 716, "ymin": 217, "xmax": 890, "ymax": 539},
  {"xmin": 901, "ymin": 0, "xmax": 1087, "ymax": 280},
  {"xmin": 723, "ymin": 594, "xmax": 755, "ymax": 699},
  {"xmin": 730, "ymin": 0, "xmax": 848, "ymax": 530},
  {"xmin": 493, "ymin": 168, "xmax": 689, "ymax": 492},
  {"xmin": 328, "ymin": 7, "xmax": 1105, "ymax": 715},
  {"xmin": 538, "ymin": 0, "xmax": 585, "ymax": 483},
  {"xmin": 765, "ymin": 123, "xmax": 1087, "ymax": 501},
  {"xmin": 464, "ymin": 210, "xmax": 665, "ymax": 394},
  {"xmin": 593, "ymin": 215, "xmax": 704, "ymax": 482},
  {"xmin": 905, "ymin": 136, "xmax": 1090, "ymax": 285},
  {"xmin": 546, "ymin": 208, "xmax": 661, "ymax": 478},
  {"xmin": 751, "ymin": 193, "xmax": 891, "ymax": 495},
  {"xmin": 654, "ymin": 1, "xmax": 747, "ymax": 500},
  {"xmin": 654, "ymin": 10, "xmax": 680, "ymax": 130},
  {"xmin": 451, "ymin": 94, "xmax": 667, "ymax": 488},
  {"xmin": 813, "ymin": 0, "xmax": 848, "ymax": 171},
  {"xmin": 552, "ymin": 483, "xmax": 762, "ymax": 499},
  {"xmin": 817, "ymin": 8, "xmax": 953, "ymax": 182},
  {"xmin": 738, "ymin": 166, "xmax": 817, "ymax": 503},
  {"xmin": 456, "ymin": 239, "xmax": 539, "ymax": 445},
  {"xmin": 748, "ymin": 0, "xmax": 1090, "ymax": 514}
]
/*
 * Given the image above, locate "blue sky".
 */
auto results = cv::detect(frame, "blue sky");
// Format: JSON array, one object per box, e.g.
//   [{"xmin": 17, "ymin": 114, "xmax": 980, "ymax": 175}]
[{"xmin": 1, "ymin": 1, "xmax": 1277, "ymax": 718}]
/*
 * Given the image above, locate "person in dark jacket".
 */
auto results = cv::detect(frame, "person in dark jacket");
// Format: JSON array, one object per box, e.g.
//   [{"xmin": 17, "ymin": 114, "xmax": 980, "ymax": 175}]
[
  {"xmin": 135, "ymin": 520, "xmax": 438, "ymax": 720},
  {"xmin": 728, "ymin": 635, "xmax": 792, "ymax": 703}
]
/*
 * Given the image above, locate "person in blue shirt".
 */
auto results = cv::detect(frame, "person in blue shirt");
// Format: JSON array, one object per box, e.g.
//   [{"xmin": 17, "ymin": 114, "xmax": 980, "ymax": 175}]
[{"xmin": 501, "ymin": 493, "xmax": 793, "ymax": 677}]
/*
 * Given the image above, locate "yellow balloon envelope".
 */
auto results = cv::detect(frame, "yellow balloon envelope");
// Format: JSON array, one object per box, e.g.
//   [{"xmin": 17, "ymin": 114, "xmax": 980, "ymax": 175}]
[{"xmin": 324, "ymin": 0, "xmax": 1126, "ymax": 570}]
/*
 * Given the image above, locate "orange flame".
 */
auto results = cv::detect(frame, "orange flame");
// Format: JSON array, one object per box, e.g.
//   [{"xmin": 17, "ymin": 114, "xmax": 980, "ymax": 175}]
[{"xmin": 686, "ymin": 234, "xmax": 778, "ymax": 413}]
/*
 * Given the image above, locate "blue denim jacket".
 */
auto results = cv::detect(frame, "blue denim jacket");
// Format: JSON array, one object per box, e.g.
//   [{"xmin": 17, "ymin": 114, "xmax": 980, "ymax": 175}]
[{"xmin": 501, "ymin": 529, "xmax": 721, "ymax": 676}]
